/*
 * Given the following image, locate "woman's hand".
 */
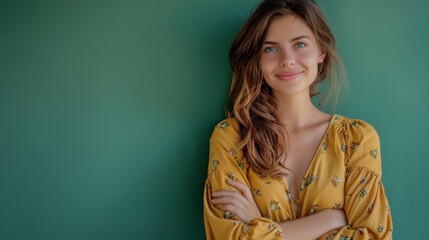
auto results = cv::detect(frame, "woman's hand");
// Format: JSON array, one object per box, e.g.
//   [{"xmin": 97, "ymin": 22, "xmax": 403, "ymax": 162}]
[{"xmin": 211, "ymin": 179, "xmax": 262, "ymax": 224}]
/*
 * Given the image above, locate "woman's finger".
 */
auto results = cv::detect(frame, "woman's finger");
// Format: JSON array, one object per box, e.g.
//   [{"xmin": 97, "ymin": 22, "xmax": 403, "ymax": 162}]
[
  {"xmin": 211, "ymin": 190, "xmax": 249, "ymax": 212},
  {"xmin": 226, "ymin": 179, "xmax": 254, "ymax": 202},
  {"xmin": 215, "ymin": 203, "xmax": 247, "ymax": 222},
  {"xmin": 211, "ymin": 181, "xmax": 262, "ymax": 224},
  {"xmin": 212, "ymin": 189, "xmax": 247, "ymax": 201},
  {"xmin": 212, "ymin": 195, "xmax": 246, "ymax": 211}
]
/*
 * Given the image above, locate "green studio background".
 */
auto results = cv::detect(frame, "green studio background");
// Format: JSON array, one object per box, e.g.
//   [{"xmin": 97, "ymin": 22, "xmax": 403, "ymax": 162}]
[{"xmin": 0, "ymin": 0, "xmax": 427, "ymax": 239}]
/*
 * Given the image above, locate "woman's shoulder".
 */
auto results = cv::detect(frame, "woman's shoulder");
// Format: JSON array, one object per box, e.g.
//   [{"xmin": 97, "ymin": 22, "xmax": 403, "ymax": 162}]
[
  {"xmin": 210, "ymin": 117, "xmax": 241, "ymax": 144},
  {"xmin": 213, "ymin": 117, "xmax": 239, "ymax": 131},
  {"xmin": 208, "ymin": 118, "xmax": 246, "ymax": 175},
  {"xmin": 334, "ymin": 115, "xmax": 382, "ymax": 172},
  {"xmin": 333, "ymin": 114, "xmax": 379, "ymax": 140}
]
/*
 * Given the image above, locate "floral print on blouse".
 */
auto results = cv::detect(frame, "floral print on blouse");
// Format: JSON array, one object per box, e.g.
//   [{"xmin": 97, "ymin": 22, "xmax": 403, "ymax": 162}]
[{"xmin": 203, "ymin": 114, "xmax": 393, "ymax": 239}]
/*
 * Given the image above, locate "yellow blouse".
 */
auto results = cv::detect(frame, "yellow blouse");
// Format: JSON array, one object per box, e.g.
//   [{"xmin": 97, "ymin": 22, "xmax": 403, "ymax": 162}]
[{"xmin": 203, "ymin": 114, "xmax": 393, "ymax": 240}]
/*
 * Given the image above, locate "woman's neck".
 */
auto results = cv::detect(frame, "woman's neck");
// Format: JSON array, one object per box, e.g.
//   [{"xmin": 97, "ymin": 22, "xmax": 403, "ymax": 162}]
[{"xmin": 274, "ymin": 92, "xmax": 327, "ymax": 131}]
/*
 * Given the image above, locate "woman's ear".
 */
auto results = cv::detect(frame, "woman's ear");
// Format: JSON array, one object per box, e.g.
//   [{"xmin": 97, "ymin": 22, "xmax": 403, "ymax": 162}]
[{"xmin": 318, "ymin": 51, "xmax": 326, "ymax": 63}]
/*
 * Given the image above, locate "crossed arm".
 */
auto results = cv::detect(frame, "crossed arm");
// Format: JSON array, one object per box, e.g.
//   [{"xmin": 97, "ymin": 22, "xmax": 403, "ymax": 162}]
[{"xmin": 211, "ymin": 179, "xmax": 347, "ymax": 240}]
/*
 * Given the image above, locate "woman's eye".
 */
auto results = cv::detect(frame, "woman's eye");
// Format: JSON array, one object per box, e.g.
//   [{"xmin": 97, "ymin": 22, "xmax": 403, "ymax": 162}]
[
  {"xmin": 295, "ymin": 42, "xmax": 307, "ymax": 48},
  {"xmin": 264, "ymin": 47, "xmax": 277, "ymax": 53}
]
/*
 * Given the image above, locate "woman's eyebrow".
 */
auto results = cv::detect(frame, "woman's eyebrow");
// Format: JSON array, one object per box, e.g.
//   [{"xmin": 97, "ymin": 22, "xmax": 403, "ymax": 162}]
[
  {"xmin": 290, "ymin": 35, "xmax": 310, "ymax": 42},
  {"xmin": 263, "ymin": 35, "xmax": 311, "ymax": 45},
  {"xmin": 263, "ymin": 41, "xmax": 279, "ymax": 45}
]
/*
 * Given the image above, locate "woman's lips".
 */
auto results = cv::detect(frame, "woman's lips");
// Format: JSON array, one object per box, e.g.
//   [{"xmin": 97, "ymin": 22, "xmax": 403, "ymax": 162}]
[{"xmin": 275, "ymin": 71, "xmax": 303, "ymax": 81}]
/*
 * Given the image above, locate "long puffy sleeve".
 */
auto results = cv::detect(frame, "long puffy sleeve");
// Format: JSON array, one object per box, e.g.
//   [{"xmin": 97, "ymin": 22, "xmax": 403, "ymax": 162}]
[
  {"xmin": 203, "ymin": 119, "xmax": 283, "ymax": 240},
  {"xmin": 320, "ymin": 120, "xmax": 393, "ymax": 240}
]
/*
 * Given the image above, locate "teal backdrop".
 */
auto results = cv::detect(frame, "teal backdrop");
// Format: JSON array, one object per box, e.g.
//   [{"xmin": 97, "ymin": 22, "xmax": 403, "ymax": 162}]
[{"xmin": 1, "ymin": 0, "xmax": 428, "ymax": 239}]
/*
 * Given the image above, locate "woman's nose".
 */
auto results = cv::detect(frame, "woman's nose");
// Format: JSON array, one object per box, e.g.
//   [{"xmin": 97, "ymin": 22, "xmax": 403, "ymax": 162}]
[{"xmin": 280, "ymin": 50, "xmax": 295, "ymax": 68}]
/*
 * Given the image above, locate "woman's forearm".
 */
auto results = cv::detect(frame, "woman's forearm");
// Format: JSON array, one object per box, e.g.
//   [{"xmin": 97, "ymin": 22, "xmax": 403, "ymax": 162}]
[{"xmin": 279, "ymin": 209, "xmax": 346, "ymax": 240}]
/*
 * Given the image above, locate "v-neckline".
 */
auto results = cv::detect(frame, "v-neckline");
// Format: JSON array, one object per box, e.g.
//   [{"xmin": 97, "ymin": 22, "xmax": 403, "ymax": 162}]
[{"xmin": 281, "ymin": 113, "xmax": 337, "ymax": 219}]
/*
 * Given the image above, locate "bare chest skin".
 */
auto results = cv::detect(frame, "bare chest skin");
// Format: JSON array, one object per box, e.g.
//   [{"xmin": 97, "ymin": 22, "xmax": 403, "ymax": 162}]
[{"xmin": 282, "ymin": 118, "xmax": 331, "ymax": 214}]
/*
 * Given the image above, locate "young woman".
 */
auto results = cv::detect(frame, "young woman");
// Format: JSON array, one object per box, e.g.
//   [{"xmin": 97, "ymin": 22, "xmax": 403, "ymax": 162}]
[{"xmin": 203, "ymin": 0, "xmax": 393, "ymax": 239}]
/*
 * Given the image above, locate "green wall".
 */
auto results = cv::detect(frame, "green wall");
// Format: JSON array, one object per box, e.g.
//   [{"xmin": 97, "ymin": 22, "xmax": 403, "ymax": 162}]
[{"xmin": 1, "ymin": 0, "xmax": 427, "ymax": 239}]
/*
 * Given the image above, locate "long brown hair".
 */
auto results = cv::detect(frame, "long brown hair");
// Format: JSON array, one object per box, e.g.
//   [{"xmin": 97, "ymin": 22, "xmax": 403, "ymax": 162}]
[{"xmin": 227, "ymin": 0, "xmax": 346, "ymax": 178}]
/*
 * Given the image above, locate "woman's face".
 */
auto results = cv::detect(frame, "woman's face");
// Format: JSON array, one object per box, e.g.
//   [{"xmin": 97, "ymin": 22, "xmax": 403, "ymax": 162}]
[{"xmin": 259, "ymin": 14, "xmax": 325, "ymax": 99}]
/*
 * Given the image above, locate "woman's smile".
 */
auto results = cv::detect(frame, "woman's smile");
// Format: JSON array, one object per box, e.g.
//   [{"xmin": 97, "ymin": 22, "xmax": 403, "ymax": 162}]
[{"xmin": 275, "ymin": 70, "xmax": 304, "ymax": 81}]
